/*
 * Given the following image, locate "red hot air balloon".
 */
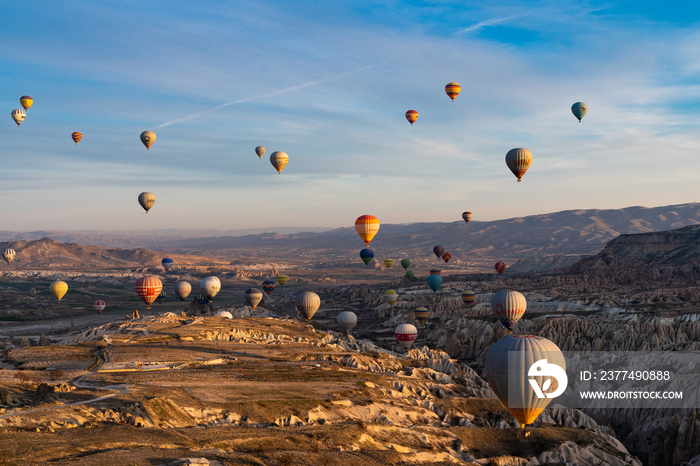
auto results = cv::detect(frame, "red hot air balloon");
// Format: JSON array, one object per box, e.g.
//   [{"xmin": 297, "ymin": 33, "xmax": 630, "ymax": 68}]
[
  {"xmin": 405, "ymin": 110, "xmax": 418, "ymax": 126},
  {"xmin": 433, "ymin": 245, "xmax": 444, "ymax": 259},
  {"xmin": 93, "ymin": 300, "xmax": 106, "ymax": 314},
  {"xmin": 395, "ymin": 323, "xmax": 418, "ymax": 351},
  {"xmin": 135, "ymin": 276, "xmax": 163, "ymax": 310},
  {"xmin": 495, "ymin": 262, "xmax": 507, "ymax": 276},
  {"xmin": 441, "ymin": 252, "xmax": 451, "ymax": 264}
]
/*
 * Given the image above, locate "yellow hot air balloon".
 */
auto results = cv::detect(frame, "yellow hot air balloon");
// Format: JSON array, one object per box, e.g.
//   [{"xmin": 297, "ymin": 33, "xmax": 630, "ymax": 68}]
[
  {"xmin": 445, "ymin": 82, "xmax": 461, "ymax": 102},
  {"xmin": 384, "ymin": 289, "xmax": 398, "ymax": 306},
  {"xmin": 276, "ymin": 274, "xmax": 289, "ymax": 287},
  {"xmin": 140, "ymin": 131, "xmax": 156, "ymax": 150},
  {"xmin": 270, "ymin": 151, "xmax": 289, "ymax": 174},
  {"xmin": 505, "ymin": 148, "xmax": 532, "ymax": 182},
  {"xmin": 50, "ymin": 280, "xmax": 68, "ymax": 302},
  {"xmin": 19, "ymin": 96, "xmax": 33, "ymax": 111},
  {"xmin": 383, "ymin": 258, "xmax": 393, "ymax": 269},
  {"xmin": 355, "ymin": 215, "xmax": 380, "ymax": 247}
]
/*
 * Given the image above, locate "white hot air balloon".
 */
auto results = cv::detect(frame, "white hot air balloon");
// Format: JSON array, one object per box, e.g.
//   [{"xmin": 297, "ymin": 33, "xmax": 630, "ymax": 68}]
[
  {"xmin": 296, "ymin": 291, "xmax": 320, "ymax": 321},
  {"xmin": 200, "ymin": 276, "xmax": 221, "ymax": 302},
  {"xmin": 173, "ymin": 281, "xmax": 192, "ymax": 302},
  {"xmin": 11, "ymin": 109, "xmax": 26, "ymax": 127},
  {"xmin": 395, "ymin": 323, "xmax": 417, "ymax": 351},
  {"xmin": 216, "ymin": 310, "xmax": 233, "ymax": 319},
  {"xmin": 491, "ymin": 290, "xmax": 527, "ymax": 334},
  {"xmin": 337, "ymin": 311, "xmax": 357, "ymax": 335},
  {"xmin": 2, "ymin": 249, "xmax": 16, "ymax": 264}
]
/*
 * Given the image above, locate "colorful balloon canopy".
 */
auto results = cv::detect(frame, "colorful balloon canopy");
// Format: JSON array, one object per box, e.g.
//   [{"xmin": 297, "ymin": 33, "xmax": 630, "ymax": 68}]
[
  {"xmin": 405, "ymin": 110, "xmax": 418, "ymax": 126},
  {"xmin": 19, "ymin": 96, "xmax": 33, "ymax": 111},
  {"xmin": 135, "ymin": 276, "xmax": 162, "ymax": 309},
  {"xmin": 445, "ymin": 82, "xmax": 461, "ymax": 102},
  {"xmin": 384, "ymin": 289, "xmax": 398, "ymax": 306},
  {"xmin": 245, "ymin": 288, "xmax": 263, "ymax": 309},
  {"xmin": 405, "ymin": 270, "xmax": 415, "ymax": 280},
  {"xmin": 173, "ymin": 281, "xmax": 192, "ymax": 302},
  {"xmin": 491, "ymin": 290, "xmax": 527, "ymax": 334},
  {"xmin": 3, "ymin": 249, "xmax": 15, "ymax": 264},
  {"xmin": 602, "ymin": 253, "xmax": 614, "ymax": 266},
  {"xmin": 461, "ymin": 291, "xmax": 476, "ymax": 307},
  {"xmin": 495, "ymin": 262, "xmax": 507, "ymax": 276},
  {"xmin": 355, "ymin": 215, "xmax": 380, "ymax": 247},
  {"xmin": 401, "ymin": 259, "xmax": 410, "ymax": 270},
  {"xmin": 429, "ymin": 269, "xmax": 441, "ymax": 276},
  {"xmin": 276, "ymin": 274, "xmax": 289, "ymax": 287},
  {"xmin": 262, "ymin": 280, "xmax": 276, "ymax": 296},
  {"xmin": 296, "ymin": 291, "xmax": 321, "ymax": 321},
  {"xmin": 571, "ymin": 102, "xmax": 588, "ymax": 122},
  {"xmin": 414, "ymin": 307, "xmax": 429, "ymax": 325},
  {"xmin": 196, "ymin": 293, "xmax": 208, "ymax": 305},
  {"xmin": 360, "ymin": 248, "xmax": 374, "ymax": 266},
  {"xmin": 395, "ymin": 323, "xmax": 418, "ymax": 351},
  {"xmin": 156, "ymin": 290, "xmax": 167, "ymax": 304},
  {"xmin": 462, "ymin": 212, "xmax": 472, "ymax": 224},
  {"xmin": 200, "ymin": 276, "xmax": 221, "ymax": 302},
  {"xmin": 505, "ymin": 148, "xmax": 532, "ymax": 182},
  {"xmin": 337, "ymin": 311, "xmax": 357, "ymax": 334},
  {"xmin": 433, "ymin": 245, "xmax": 444, "ymax": 259},
  {"xmin": 270, "ymin": 151, "xmax": 289, "ymax": 174},
  {"xmin": 255, "ymin": 146, "xmax": 265, "ymax": 158},
  {"xmin": 384, "ymin": 258, "xmax": 394, "ymax": 269},
  {"xmin": 140, "ymin": 131, "xmax": 156, "ymax": 150},
  {"xmin": 484, "ymin": 335, "xmax": 566, "ymax": 428},
  {"xmin": 93, "ymin": 299, "xmax": 106, "ymax": 314},
  {"xmin": 441, "ymin": 252, "xmax": 451, "ymax": 264},
  {"xmin": 71, "ymin": 132, "xmax": 83, "ymax": 145},
  {"xmin": 138, "ymin": 192, "xmax": 156, "ymax": 213},
  {"xmin": 11, "ymin": 109, "xmax": 25, "ymax": 127},
  {"xmin": 161, "ymin": 258, "xmax": 174, "ymax": 271},
  {"xmin": 51, "ymin": 280, "xmax": 68, "ymax": 302},
  {"xmin": 427, "ymin": 274, "xmax": 442, "ymax": 292}
]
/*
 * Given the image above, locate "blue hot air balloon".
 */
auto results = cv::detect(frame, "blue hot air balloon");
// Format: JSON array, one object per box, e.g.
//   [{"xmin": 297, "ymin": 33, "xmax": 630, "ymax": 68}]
[
  {"xmin": 162, "ymin": 257, "xmax": 174, "ymax": 271},
  {"xmin": 360, "ymin": 248, "xmax": 374, "ymax": 266},
  {"xmin": 426, "ymin": 274, "xmax": 442, "ymax": 293}
]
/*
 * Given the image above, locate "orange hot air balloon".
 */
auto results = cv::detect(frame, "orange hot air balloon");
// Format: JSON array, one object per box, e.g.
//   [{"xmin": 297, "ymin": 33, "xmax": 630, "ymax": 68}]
[
  {"xmin": 495, "ymin": 262, "xmax": 507, "ymax": 276},
  {"xmin": 355, "ymin": 215, "xmax": 380, "ymax": 247},
  {"xmin": 135, "ymin": 276, "xmax": 163, "ymax": 310},
  {"xmin": 445, "ymin": 82, "xmax": 461, "ymax": 102},
  {"xmin": 405, "ymin": 110, "xmax": 418, "ymax": 126},
  {"xmin": 71, "ymin": 132, "xmax": 83, "ymax": 145},
  {"xmin": 19, "ymin": 96, "xmax": 33, "ymax": 111}
]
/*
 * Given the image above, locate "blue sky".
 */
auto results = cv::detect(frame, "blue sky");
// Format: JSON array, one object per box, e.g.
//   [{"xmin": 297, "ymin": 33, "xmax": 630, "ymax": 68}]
[{"xmin": 2, "ymin": 1, "xmax": 700, "ymax": 231}]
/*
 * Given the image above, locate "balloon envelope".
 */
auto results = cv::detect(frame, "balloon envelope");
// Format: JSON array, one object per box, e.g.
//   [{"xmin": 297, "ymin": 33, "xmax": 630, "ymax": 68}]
[
  {"xmin": 462, "ymin": 212, "xmax": 472, "ymax": 224},
  {"xmin": 51, "ymin": 280, "xmax": 68, "ymax": 301},
  {"xmin": 245, "ymin": 288, "xmax": 263, "ymax": 309},
  {"xmin": 217, "ymin": 311, "xmax": 233, "ymax": 319},
  {"xmin": 156, "ymin": 290, "xmax": 167, "ymax": 304},
  {"xmin": 429, "ymin": 269, "xmax": 441, "ymax": 276},
  {"xmin": 138, "ymin": 192, "xmax": 156, "ymax": 213},
  {"xmin": 395, "ymin": 323, "xmax": 417, "ymax": 350},
  {"xmin": 255, "ymin": 146, "xmax": 265, "ymax": 158},
  {"xmin": 262, "ymin": 280, "xmax": 276, "ymax": 296},
  {"xmin": 495, "ymin": 262, "xmax": 507, "ymax": 276},
  {"xmin": 161, "ymin": 258, "xmax": 174, "ymax": 271},
  {"xmin": 11, "ymin": 109, "xmax": 25, "ymax": 127},
  {"xmin": 173, "ymin": 281, "xmax": 192, "ymax": 302},
  {"xmin": 401, "ymin": 259, "xmax": 410, "ymax": 270},
  {"xmin": 355, "ymin": 215, "xmax": 380, "ymax": 247},
  {"xmin": 270, "ymin": 151, "xmax": 289, "ymax": 174},
  {"xmin": 337, "ymin": 311, "xmax": 357, "ymax": 334},
  {"xmin": 405, "ymin": 110, "xmax": 418, "ymax": 126},
  {"xmin": 602, "ymin": 253, "xmax": 614, "ymax": 266},
  {"xmin": 441, "ymin": 252, "xmax": 451, "ymax": 264},
  {"xmin": 71, "ymin": 132, "xmax": 83, "ymax": 145},
  {"xmin": 19, "ymin": 96, "xmax": 33, "ymax": 111},
  {"xmin": 135, "ymin": 276, "xmax": 162, "ymax": 309},
  {"xmin": 360, "ymin": 248, "xmax": 374, "ymax": 266},
  {"xmin": 491, "ymin": 290, "xmax": 527, "ymax": 333},
  {"xmin": 296, "ymin": 291, "xmax": 321, "ymax": 321},
  {"xmin": 445, "ymin": 82, "xmax": 461, "ymax": 101},
  {"xmin": 384, "ymin": 289, "xmax": 398, "ymax": 306},
  {"xmin": 462, "ymin": 291, "xmax": 476, "ymax": 307},
  {"xmin": 433, "ymin": 245, "xmax": 444, "ymax": 259},
  {"xmin": 3, "ymin": 249, "xmax": 15, "ymax": 264},
  {"xmin": 383, "ymin": 258, "xmax": 393, "ymax": 269},
  {"xmin": 277, "ymin": 274, "xmax": 289, "ymax": 287},
  {"xmin": 505, "ymin": 148, "xmax": 532, "ymax": 182},
  {"xmin": 93, "ymin": 299, "xmax": 106, "ymax": 314},
  {"xmin": 140, "ymin": 131, "xmax": 156, "ymax": 150},
  {"xmin": 405, "ymin": 270, "xmax": 415, "ymax": 280},
  {"xmin": 200, "ymin": 276, "xmax": 221, "ymax": 302},
  {"xmin": 414, "ymin": 307, "xmax": 429, "ymax": 325},
  {"xmin": 571, "ymin": 102, "xmax": 588, "ymax": 122},
  {"xmin": 427, "ymin": 274, "xmax": 442, "ymax": 292}
]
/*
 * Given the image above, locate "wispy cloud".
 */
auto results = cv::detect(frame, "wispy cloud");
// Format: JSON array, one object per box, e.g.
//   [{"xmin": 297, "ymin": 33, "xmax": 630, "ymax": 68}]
[
  {"xmin": 155, "ymin": 62, "xmax": 386, "ymax": 128},
  {"xmin": 456, "ymin": 15, "xmax": 519, "ymax": 35}
]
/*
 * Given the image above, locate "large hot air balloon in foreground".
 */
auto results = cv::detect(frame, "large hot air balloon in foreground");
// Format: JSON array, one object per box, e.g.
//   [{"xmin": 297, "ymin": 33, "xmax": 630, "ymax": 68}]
[
  {"xmin": 433, "ymin": 245, "xmax": 444, "ymax": 259},
  {"xmin": 491, "ymin": 290, "xmax": 527, "ymax": 334},
  {"xmin": 395, "ymin": 324, "xmax": 417, "ymax": 351},
  {"xmin": 93, "ymin": 299, "xmax": 106, "ymax": 314},
  {"xmin": 296, "ymin": 291, "xmax": 320, "ymax": 321},
  {"xmin": 484, "ymin": 335, "xmax": 566, "ymax": 428},
  {"xmin": 355, "ymin": 215, "xmax": 380, "ymax": 247},
  {"xmin": 245, "ymin": 288, "xmax": 263, "ymax": 309},
  {"xmin": 462, "ymin": 212, "xmax": 472, "ymax": 224},
  {"xmin": 276, "ymin": 274, "xmax": 289, "ymax": 287},
  {"xmin": 71, "ymin": 132, "xmax": 83, "ymax": 145},
  {"xmin": 462, "ymin": 291, "xmax": 476, "ymax": 307},
  {"xmin": 11, "ymin": 109, "xmax": 25, "ymax": 127},
  {"xmin": 337, "ymin": 311, "xmax": 357, "ymax": 335},
  {"xmin": 135, "ymin": 276, "xmax": 162, "ymax": 309},
  {"xmin": 505, "ymin": 148, "xmax": 532, "ymax": 182},
  {"xmin": 200, "ymin": 276, "xmax": 221, "ymax": 302},
  {"xmin": 405, "ymin": 110, "xmax": 418, "ymax": 126},
  {"xmin": 602, "ymin": 253, "xmax": 614, "ymax": 266},
  {"xmin": 445, "ymin": 82, "xmax": 461, "ymax": 102},
  {"xmin": 384, "ymin": 289, "xmax": 398, "ymax": 306},
  {"xmin": 255, "ymin": 146, "xmax": 265, "ymax": 159},
  {"xmin": 495, "ymin": 262, "xmax": 507, "ymax": 276},
  {"xmin": 414, "ymin": 307, "xmax": 429, "ymax": 325},
  {"xmin": 427, "ymin": 274, "xmax": 442, "ymax": 292},
  {"xmin": 571, "ymin": 102, "xmax": 588, "ymax": 122},
  {"xmin": 161, "ymin": 258, "xmax": 174, "ymax": 271},
  {"xmin": 3, "ymin": 249, "xmax": 15, "ymax": 264},
  {"xmin": 384, "ymin": 258, "xmax": 394, "ymax": 269},
  {"xmin": 360, "ymin": 248, "xmax": 374, "ymax": 266},
  {"xmin": 19, "ymin": 96, "xmax": 33, "ymax": 111},
  {"xmin": 138, "ymin": 192, "xmax": 156, "ymax": 213},
  {"xmin": 441, "ymin": 252, "xmax": 451, "ymax": 264},
  {"xmin": 51, "ymin": 280, "xmax": 68, "ymax": 302},
  {"xmin": 140, "ymin": 131, "xmax": 156, "ymax": 150},
  {"xmin": 270, "ymin": 151, "xmax": 288, "ymax": 174},
  {"xmin": 262, "ymin": 280, "xmax": 276, "ymax": 296},
  {"xmin": 173, "ymin": 281, "xmax": 192, "ymax": 302}
]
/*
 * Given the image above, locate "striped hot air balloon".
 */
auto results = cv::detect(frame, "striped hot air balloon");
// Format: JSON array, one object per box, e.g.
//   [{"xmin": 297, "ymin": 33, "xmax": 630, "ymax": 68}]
[
  {"xmin": 355, "ymin": 215, "xmax": 380, "ymax": 247},
  {"xmin": 71, "ymin": 132, "xmax": 82, "ymax": 145},
  {"xmin": 414, "ymin": 307, "xmax": 429, "ymax": 325},
  {"xmin": 19, "ymin": 96, "xmax": 33, "ymax": 111},
  {"xmin": 495, "ymin": 262, "xmax": 507, "ymax": 276},
  {"xmin": 276, "ymin": 274, "xmax": 289, "ymax": 287},
  {"xmin": 11, "ymin": 109, "xmax": 25, "ymax": 127},
  {"xmin": 270, "ymin": 151, "xmax": 289, "ymax": 174},
  {"xmin": 462, "ymin": 212, "xmax": 472, "ymax": 224},
  {"xmin": 395, "ymin": 324, "xmax": 417, "ymax": 351},
  {"xmin": 140, "ymin": 131, "xmax": 156, "ymax": 150},
  {"xmin": 135, "ymin": 276, "xmax": 163, "ymax": 309},
  {"xmin": 433, "ymin": 245, "xmax": 444, "ymax": 259},
  {"xmin": 384, "ymin": 289, "xmax": 398, "ymax": 306},
  {"xmin": 405, "ymin": 110, "xmax": 418, "ymax": 126},
  {"xmin": 429, "ymin": 269, "xmax": 441, "ymax": 276},
  {"xmin": 384, "ymin": 258, "xmax": 394, "ymax": 269},
  {"xmin": 245, "ymin": 288, "xmax": 263, "ymax": 309},
  {"xmin": 505, "ymin": 148, "xmax": 532, "ymax": 182},
  {"xmin": 461, "ymin": 291, "xmax": 476, "ymax": 308},
  {"xmin": 51, "ymin": 280, "xmax": 68, "ymax": 302},
  {"xmin": 262, "ymin": 280, "xmax": 276, "ymax": 296},
  {"xmin": 445, "ymin": 82, "xmax": 461, "ymax": 102},
  {"xmin": 337, "ymin": 311, "xmax": 357, "ymax": 335},
  {"xmin": 156, "ymin": 290, "xmax": 167, "ymax": 304},
  {"xmin": 441, "ymin": 252, "xmax": 451, "ymax": 264},
  {"xmin": 491, "ymin": 290, "xmax": 527, "ymax": 334},
  {"xmin": 93, "ymin": 299, "xmax": 106, "ymax": 314},
  {"xmin": 3, "ymin": 249, "xmax": 15, "ymax": 264},
  {"xmin": 296, "ymin": 291, "xmax": 321, "ymax": 321}
]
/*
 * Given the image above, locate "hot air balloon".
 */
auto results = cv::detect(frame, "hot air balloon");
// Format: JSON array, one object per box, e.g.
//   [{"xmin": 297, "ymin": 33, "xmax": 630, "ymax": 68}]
[
  {"xmin": 427, "ymin": 274, "xmax": 442, "ymax": 292},
  {"xmin": 462, "ymin": 291, "xmax": 476, "ymax": 307},
  {"xmin": 200, "ymin": 276, "xmax": 221, "ymax": 302},
  {"xmin": 384, "ymin": 289, "xmax": 398, "ymax": 306},
  {"xmin": 270, "ymin": 151, "xmax": 288, "ymax": 174},
  {"xmin": 384, "ymin": 258, "xmax": 394, "ymax": 269},
  {"xmin": 360, "ymin": 248, "xmax": 374, "ymax": 266},
  {"xmin": 491, "ymin": 290, "xmax": 527, "ymax": 334},
  {"xmin": 433, "ymin": 245, "xmax": 444, "ymax": 259},
  {"xmin": 495, "ymin": 262, "xmax": 507, "ymax": 276},
  {"xmin": 395, "ymin": 324, "xmax": 417, "ymax": 351},
  {"xmin": 277, "ymin": 274, "xmax": 289, "ymax": 287},
  {"xmin": 296, "ymin": 291, "xmax": 320, "ymax": 321},
  {"xmin": 3, "ymin": 249, "xmax": 15, "ymax": 264},
  {"xmin": 217, "ymin": 310, "xmax": 233, "ymax": 319},
  {"xmin": 11, "ymin": 109, "xmax": 25, "ymax": 127},
  {"xmin": 602, "ymin": 253, "xmax": 614, "ymax": 266},
  {"xmin": 405, "ymin": 110, "xmax": 418, "ymax": 126},
  {"xmin": 405, "ymin": 270, "xmax": 415, "ymax": 280},
  {"xmin": 429, "ymin": 269, "xmax": 441, "ymax": 276},
  {"xmin": 505, "ymin": 148, "xmax": 532, "ymax": 182},
  {"xmin": 441, "ymin": 252, "xmax": 451, "ymax": 264},
  {"xmin": 93, "ymin": 299, "xmax": 106, "ymax": 314},
  {"xmin": 462, "ymin": 212, "xmax": 472, "ymax": 224},
  {"xmin": 196, "ymin": 293, "xmax": 208, "ymax": 305},
  {"xmin": 355, "ymin": 215, "xmax": 380, "ymax": 247},
  {"xmin": 161, "ymin": 258, "xmax": 174, "ymax": 271},
  {"xmin": 156, "ymin": 290, "xmax": 167, "ymax": 304},
  {"xmin": 401, "ymin": 259, "xmax": 410, "ymax": 270},
  {"xmin": 138, "ymin": 192, "xmax": 156, "ymax": 213},
  {"xmin": 50, "ymin": 280, "xmax": 68, "ymax": 302},
  {"xmin": 262, "ymin": 280, "xmax": 276, "ymax": 296},
  {"xmin": 337, "ymin": 311, "xmax": 357, "ymax": 335},
  {"xmin": 135, "ymin": 276, "xmax": 162, "ymax": 309},
  {"xmin": 484, "ymin": 335, "xmax": 566, "ymax": 428},
  {"xmin": 571, "ymin": 102, "xmax": 588, "ymax": 122},
  {"xmin": 414, "ymin": 307, "xmax": 429, "ymax": 325},
  {"xmin": 445, "ymin": 82, "xmax": 461, "ymax": 102},
  {"xmin": 71, "ymin": 132, "xmax": 82, "ymax": 145},
  {"xmin": 245, "ymin": 288, "xmax": 263, "ymax": 309},
  {"xmin": 173, "ymin": 281, "xmax": 192, "ymax": 302},
  {"xmin": 19, "ymin": 96, "xmax": 33, "ymax": 111},
  {"xmin": 255, "ymin": 146, "xmax": 265, "ymax": 159},
  {"xmin": 140, "ymin": 131, "xmax": 156, "ymax": 150}
]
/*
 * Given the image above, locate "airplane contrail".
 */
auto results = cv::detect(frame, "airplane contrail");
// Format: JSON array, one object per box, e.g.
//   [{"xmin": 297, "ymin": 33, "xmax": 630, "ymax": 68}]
[
  {"xmin": 155, "ymin": 62, "xmax": 384, "ymax": 128},
  {"xmin": 456, "ymin": 15, "xmax": 519, "ymax": 35}
]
